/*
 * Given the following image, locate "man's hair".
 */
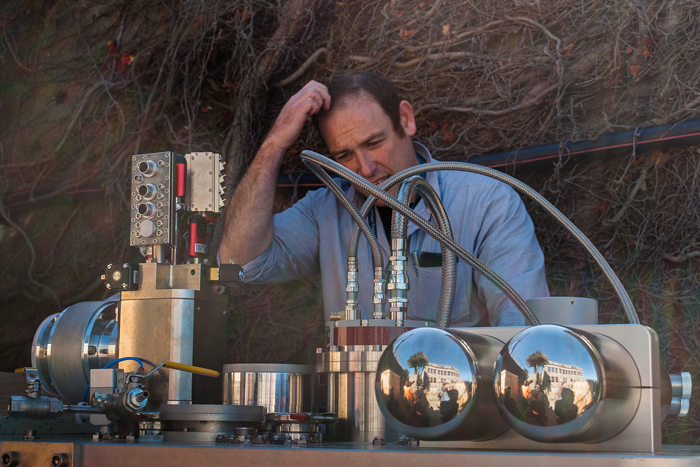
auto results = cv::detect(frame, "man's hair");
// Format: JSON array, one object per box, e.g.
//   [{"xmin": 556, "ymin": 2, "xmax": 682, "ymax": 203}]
[{"xmin": 312, "ymin": 71, "xmax": 405, "ymax": 138}]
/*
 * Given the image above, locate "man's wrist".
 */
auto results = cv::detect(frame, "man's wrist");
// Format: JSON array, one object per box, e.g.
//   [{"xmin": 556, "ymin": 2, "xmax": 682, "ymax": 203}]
[{"xmin": 259, "ymin": 137, "xmax": 288, "ymax": 158}]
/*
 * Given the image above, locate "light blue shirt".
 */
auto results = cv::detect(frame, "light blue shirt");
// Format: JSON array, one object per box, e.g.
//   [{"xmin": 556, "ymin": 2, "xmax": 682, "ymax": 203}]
[{"xmin": 241, "ymin": 142, "xmax": 549, "ymax": 326}]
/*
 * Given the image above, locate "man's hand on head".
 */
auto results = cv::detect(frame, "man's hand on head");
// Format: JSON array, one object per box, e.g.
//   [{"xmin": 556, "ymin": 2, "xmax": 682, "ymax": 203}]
[{"xmin": 266, "ymin": 80, "xmax": 331, "ymax": 152}]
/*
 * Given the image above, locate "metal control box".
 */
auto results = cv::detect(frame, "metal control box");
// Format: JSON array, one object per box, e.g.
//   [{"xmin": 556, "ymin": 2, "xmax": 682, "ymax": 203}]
[
  {"xmin": 130, "ymin": 152, "xmax": 175, "ymax": 246},
  {"xmin": 185, "ymin": 152, "xmax": 224, "ymax": 213}
]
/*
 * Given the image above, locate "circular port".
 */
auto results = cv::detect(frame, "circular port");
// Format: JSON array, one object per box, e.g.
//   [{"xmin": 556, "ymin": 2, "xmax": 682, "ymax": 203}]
[
  {"xmin": 138, "ymin": 184, "xmax": 157, "ymax": 200},
  {"xmin": 140, "ymin": 220, "xmax": 156, "ymax": 237},
  {"xmin": 50, "ymin": 453, "xmax": 69, "ymax": 467},
  {"xmin": 137, "ymin": 202, "xmax": 157, "ymax": 218},
  {"xmin": 138, "ymin": 160, "xmax": 158, "ymax": 177},
  {"xmin": 1, "ymin": 451, "xmax": 20, "ymax": 467}
]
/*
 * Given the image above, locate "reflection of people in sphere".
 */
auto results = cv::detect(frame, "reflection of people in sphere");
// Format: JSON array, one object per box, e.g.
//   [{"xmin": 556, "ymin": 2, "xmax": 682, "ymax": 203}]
[
  {"xmin": 407, "ymin": 387, "xmax": 430, "ymax": 427},
  {"xmin": 387, "ymin": 387, "xmax": 400, "ymax": 418},
  {"xmin": 526, "ymin": 399, "xmax": 548, "ymax": 426},
  {"xmin": 555, "ymin": 387, "xmax": 578, "ymax": 424},
  {"xmin": 439, "ymin": 382, "xmax": 456, "ymax": 422},
  {"xmin": 503, "ymin": 386, "xmax": 520, "ymax": 419},
  {"xmin": 403, "ymin": 379, "xmax": 414, "ymax": 402},
  {"xmin": 532, "ymin": 384, "xmax": 550, "ymax": 410}
]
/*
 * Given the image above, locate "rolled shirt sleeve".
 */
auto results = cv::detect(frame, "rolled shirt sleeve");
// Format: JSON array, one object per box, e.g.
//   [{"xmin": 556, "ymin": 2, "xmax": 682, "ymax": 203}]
[{"xmin": 241, "ymin": 188, "xmax": 324, "ymax": 282}]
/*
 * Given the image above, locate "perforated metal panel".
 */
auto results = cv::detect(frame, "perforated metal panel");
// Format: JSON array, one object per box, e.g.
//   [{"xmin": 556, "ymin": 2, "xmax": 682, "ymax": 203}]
[{"xmin": 130, "ymin": 151, "xmax": 175, "ymax": 246}]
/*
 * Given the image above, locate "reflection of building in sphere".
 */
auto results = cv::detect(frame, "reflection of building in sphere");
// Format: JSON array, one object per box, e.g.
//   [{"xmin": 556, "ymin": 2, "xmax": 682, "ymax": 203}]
[
  {"xmin": 500, "ymin": 359, "xmax": 594, "ymax": 420},
  {"xmin": 536, "ymin": 361, "xmax": 591, "ymax": 412},
  {"xmin": 420, "ymin": 363, "xmax": 467, "ymax": 412}
]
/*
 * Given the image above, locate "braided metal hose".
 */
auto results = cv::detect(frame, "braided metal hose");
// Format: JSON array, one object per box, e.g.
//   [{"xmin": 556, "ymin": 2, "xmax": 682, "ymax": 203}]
[
  {"xmin": 306, "ymin": 164, "xmax": 383, "ymax": 268},
  {"xmin": 391, "ymin": 177, "xmax": 457, "ymax": 329},
  {"xmin": 337, "ymin": 156, "xmax": 639, "ymax": 325},
  {"xmin": 301, "ymin": 151, "xmax": 540, "ymax": 326},
  {"xmin": 306, "ymin": 164, "xmax": 385, "ymax": 319}
]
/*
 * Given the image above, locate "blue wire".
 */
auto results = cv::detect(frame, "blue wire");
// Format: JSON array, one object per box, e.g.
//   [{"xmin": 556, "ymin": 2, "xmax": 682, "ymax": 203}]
[
  {"xmin": 103, "ymin": 357, "xmax": 144, "ymax": 369},
  {"xmin": 82, "ymin": 357, "xmax": 145, "ymax": 402}
]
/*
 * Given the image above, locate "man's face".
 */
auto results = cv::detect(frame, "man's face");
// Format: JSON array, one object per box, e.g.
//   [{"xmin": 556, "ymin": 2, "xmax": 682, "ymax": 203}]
[{"xmin": 318, "ymin": 93, "xmax": 418, "ymax": 205}]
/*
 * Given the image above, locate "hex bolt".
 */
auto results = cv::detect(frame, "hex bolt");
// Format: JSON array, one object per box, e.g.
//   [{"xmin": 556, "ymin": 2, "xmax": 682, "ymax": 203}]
[
  {"xmin": 1, "ymin": 451, "xmax": 20, "ymax": 467},
  {"xmin": 50, "ymin": 453, "xmax": 69, "ymax": 467}
]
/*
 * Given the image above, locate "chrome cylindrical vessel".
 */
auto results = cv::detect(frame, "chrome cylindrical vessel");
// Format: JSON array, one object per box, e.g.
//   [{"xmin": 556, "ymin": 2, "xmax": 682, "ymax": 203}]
[
  {"xmin": 223, "ymin": 364, "xmax": 314, "ymax": 413},
  {"xmin": 315, "ymin": 345, "xmax": 394, "ymax": 442},
  {"xmin": 375, "ymin": 327, "xmax": 509, "ymax": 441},
  {"xmin": 31, "ymin": 297, "xmax": 119, "ymax": 403},
  {"xmin": 493, "ymin": 324, "xmax": 641, "ymax": 443}
]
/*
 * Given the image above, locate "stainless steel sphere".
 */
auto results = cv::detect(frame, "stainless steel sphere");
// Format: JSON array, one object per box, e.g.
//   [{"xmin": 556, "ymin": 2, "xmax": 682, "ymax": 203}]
[
  {"xmin": 493, "ymin": 324, "xmax": 641, "ymax": 443},
  {"xmin": 375, "ymin": 327, "xmax": 508, "ymax": 440}
]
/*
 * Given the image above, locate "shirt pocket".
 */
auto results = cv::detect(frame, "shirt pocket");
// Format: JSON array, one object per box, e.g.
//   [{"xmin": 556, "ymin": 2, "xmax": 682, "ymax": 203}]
[
  {"xmin": 407, "ymin": 265, "xmax": 443, "ymax": 323},
  {"xmin": 406, "ymin": 261, "xmax": 474, "ymax": 325}
]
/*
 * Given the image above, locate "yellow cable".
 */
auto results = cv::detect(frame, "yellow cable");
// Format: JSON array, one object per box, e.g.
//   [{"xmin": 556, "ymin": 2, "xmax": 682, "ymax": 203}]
[{"xmin": 163, "ymin": 361, "xmax": 219, "ymax": 377}]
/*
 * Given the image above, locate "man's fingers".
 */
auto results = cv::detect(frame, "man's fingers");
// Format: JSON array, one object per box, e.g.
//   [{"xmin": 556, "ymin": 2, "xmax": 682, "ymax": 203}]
[
  {"xmin": 317, "ymin": 86, "xmax": 331, "ymax": 110},
  {"xmin": 306, "ymin": 93, "xmax": 323, "ymax": 115},
  {"xmin": 297, "ymin": 81, "xmax": 331, "ymax": 111}
]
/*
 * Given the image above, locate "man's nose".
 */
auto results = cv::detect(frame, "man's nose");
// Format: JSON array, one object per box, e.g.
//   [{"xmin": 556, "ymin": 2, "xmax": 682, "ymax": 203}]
[{"xmin": 356, "ymin": 151, "xmax": 377, "ymax": 178}]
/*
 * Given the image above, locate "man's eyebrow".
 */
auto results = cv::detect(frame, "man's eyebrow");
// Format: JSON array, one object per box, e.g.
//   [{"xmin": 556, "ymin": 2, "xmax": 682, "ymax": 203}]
[{"xmin": 360, "ymin": 131, "xmax": 386, "ymax": 146}]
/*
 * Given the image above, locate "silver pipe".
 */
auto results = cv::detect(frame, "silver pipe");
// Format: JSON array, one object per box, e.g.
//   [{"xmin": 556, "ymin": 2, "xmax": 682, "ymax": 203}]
[
  {"xmin": 153, "ymin": 244, "xmax": 165, "ymax": 263},
  {"xmin": 306, "ymin": 164, "xmax": 383, "ymax": 269},
  {"xmin": 333, "ymin": 155, "xmax": 638, "ymax": 325},
  {"xmin": 306, "ymin": 163, "xmax": 386, "ymax": 319},
  {"xmin": 391, "ymin": 177, "xmax": 456, "ymax": 329},
  {"xmin": 387, "ymin": 179, "xmax": 415, "ymax": 327},
  {"xmin": 301, "ymin": 151, "xmax": 540, "ymax": 326},
  {"xmin": 357, "ymin": 160, "xmax": 638, "ymax": 325}
]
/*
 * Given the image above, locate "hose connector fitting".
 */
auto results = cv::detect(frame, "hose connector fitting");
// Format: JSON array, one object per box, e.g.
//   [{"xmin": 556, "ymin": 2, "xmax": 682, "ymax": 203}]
[
  {"xmin": 372, "ymin": 266, "xmax": 385, "ymax": 319},
  {"xmin": 388, "ymin": 238, "xmax": 409, "ymax": 326},
  {"xmin": 343, "ymin": 257, "xmax": 361, "ymax": 321}
]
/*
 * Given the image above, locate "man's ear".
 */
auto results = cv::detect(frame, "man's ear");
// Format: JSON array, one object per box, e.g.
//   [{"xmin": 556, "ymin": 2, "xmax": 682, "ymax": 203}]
[{"xmin": 399, "ymin": 100, "xmax": 417, "ymax": 137}]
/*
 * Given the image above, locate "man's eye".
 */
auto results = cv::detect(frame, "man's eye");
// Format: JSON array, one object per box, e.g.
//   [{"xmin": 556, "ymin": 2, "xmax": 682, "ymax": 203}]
[
  {"xmin": 336, "ymin": 153, "xmax": 349, "ymax": 161},
  {"xmin": 368, "ymin": 140, "xmax": 382, "ymax": 147}
]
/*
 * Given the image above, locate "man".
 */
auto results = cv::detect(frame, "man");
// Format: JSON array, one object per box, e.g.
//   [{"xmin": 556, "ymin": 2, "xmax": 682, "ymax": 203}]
[
  {"xmin": 218, "ymin": 71, "xmax": 548, "ymax": 326},
  {"xmin": 439, "ymin": 382, "xmax": 455, "ymax": 423}
]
